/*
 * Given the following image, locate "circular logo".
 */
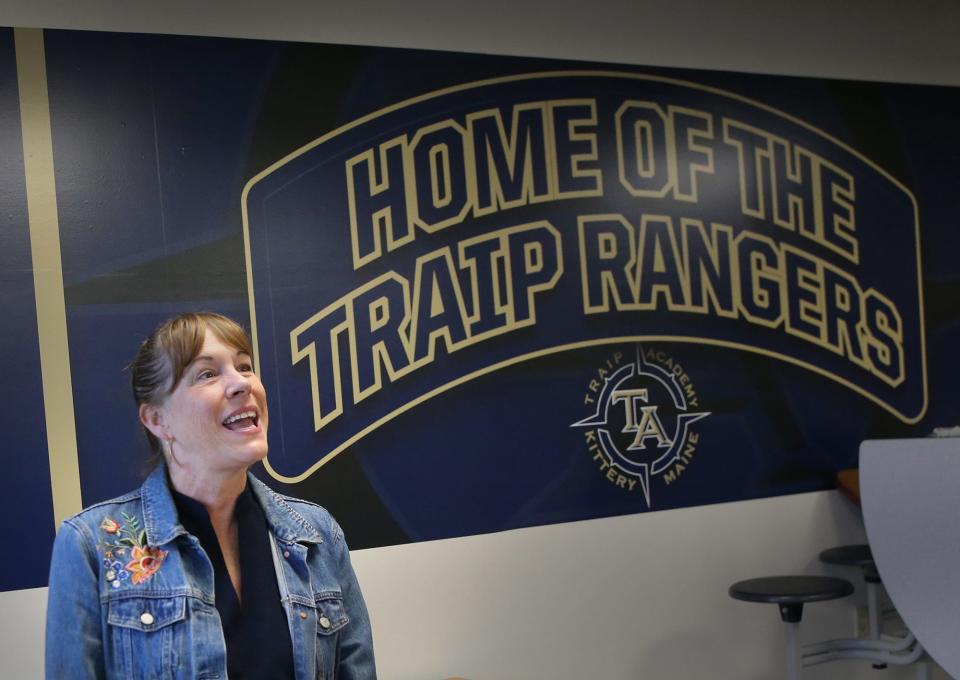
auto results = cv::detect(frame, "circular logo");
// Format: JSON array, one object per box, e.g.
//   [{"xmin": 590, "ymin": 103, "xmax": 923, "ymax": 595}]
[{"xmin": 571, "ymin": 345, "xmax": 709, "ymax": 505}]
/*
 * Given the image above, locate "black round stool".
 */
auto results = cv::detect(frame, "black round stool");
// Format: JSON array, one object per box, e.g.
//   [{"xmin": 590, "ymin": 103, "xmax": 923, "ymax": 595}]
[
  {"xmin": 730, "ymin": 575, "xmax": 855, "ymax": 623},
  {"xmin": 819, "ymin": 544, "xmax": 880, "ymax": 583},
  {"xmin": 730, "ymin": 575, "xmax": 854, "ymax": 680}
]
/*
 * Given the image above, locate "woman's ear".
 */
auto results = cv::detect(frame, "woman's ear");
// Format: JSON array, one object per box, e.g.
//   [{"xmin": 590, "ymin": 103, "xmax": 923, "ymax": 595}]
[{"xmin": 139, "ymin": 403, "xmax": 169, "ymax": 442}]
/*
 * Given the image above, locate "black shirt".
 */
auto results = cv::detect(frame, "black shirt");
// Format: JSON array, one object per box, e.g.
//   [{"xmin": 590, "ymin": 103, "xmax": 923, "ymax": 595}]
[{"xmin": 173, "ymin": 483, "xmax": 295, "ymax": 679}]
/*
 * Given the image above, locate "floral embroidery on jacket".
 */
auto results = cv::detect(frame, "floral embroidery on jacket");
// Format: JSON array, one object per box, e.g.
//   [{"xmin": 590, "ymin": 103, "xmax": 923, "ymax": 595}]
[{"xmin": 96, "ymin": 512, "xmax": 167, "ymax": 588}]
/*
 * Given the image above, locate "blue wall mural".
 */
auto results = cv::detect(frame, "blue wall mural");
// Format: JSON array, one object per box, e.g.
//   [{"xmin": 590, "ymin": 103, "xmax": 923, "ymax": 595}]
[
  {"xmin": 0, "ymin": 28, "xmax": 56, "ymax": 591},
  {"xmin": 2, "ymin": 27, "xmax": 959, "ymax": 591}
]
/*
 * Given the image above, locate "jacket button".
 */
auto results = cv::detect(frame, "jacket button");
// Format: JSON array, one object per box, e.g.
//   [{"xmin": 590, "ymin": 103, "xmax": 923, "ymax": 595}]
[
  {"xmin": 283, "ymin": 550, "xmax": 290, "ymax": 559},
  {"xmin": 319, "ymin": 616, "xmax": 331, "ymax": 629},
  {"xmin": 299, "ymin": 611, "xmax": 308, "ymax": 620},
  {"xmin": 140, "ymin": 612, "xmax": 155, "ymax": 626}
]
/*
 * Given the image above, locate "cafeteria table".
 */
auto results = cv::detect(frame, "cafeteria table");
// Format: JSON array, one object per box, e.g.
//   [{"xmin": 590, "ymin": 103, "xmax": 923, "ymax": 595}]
[{"xmin": 860, "ymin": 437, "xmax": 960, "ymax": 679}]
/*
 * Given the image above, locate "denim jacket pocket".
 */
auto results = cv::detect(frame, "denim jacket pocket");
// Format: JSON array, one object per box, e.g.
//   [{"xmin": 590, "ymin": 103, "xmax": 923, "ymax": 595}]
[
  {"xmin": 314, "ymin": 591, "xmax": 349, "ymax": 635},
  {"xmin": 314, "ymin": 592, "xmax": 349, "ymax": 679},
  {"xmin": 107, "ymin": 594, "xmax": 186, "ymax": 631},
  {"xmin": 106, "ymin": 595, "xmax": 188, "ymax": 679}
]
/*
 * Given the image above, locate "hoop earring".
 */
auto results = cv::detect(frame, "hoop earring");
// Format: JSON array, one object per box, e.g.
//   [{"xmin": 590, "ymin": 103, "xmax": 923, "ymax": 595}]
[{"xmin": 164, "ymin": 438, "xmax": 183, "ymax": 467}]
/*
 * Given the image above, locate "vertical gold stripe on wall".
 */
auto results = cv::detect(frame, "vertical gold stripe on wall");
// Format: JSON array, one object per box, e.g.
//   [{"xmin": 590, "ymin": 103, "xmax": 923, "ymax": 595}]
[{"xmin": 14, "ymin": 28, "xmax": 83, "ymax": 526}]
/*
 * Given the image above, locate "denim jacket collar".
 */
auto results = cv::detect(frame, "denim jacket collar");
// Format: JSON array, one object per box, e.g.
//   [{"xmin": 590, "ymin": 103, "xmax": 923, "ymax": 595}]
[
  {"xmin": 247, "ymin": 474, "xmax": 324, "ymax": 546},
  {"xmin": 141, "ymin": 462, "xmax": 324, "ymax": 547}
]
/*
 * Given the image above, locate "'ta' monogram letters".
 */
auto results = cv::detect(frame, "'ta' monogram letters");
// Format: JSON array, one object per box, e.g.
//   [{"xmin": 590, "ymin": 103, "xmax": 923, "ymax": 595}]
[{"xmin": 611, "ymin": 388, "xmax": 672, "ymax": 450}]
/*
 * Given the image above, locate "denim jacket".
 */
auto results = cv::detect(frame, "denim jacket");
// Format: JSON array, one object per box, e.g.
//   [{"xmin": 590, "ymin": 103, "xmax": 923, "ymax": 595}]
[{"xmin": 45, "ymin": 464, "xmax": 376, "ymax": 679}]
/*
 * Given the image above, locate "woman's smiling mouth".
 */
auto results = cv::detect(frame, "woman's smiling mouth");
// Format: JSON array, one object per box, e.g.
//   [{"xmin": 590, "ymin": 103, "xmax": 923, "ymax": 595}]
[{"xmin": 222, "ymin": 409, "xmax": 260, "ymax": 432}]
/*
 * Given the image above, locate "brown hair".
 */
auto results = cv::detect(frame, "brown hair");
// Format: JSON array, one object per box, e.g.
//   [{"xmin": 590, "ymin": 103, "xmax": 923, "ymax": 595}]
[{"xmin": 130, "ymin": 312, "xmax": 253, "ymax": 455}]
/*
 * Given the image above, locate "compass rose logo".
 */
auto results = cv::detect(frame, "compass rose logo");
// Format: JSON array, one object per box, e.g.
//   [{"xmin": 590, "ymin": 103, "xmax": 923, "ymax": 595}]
[{"xmin": 571, "ymin": 345, "xmax": 709, "ymax": 506}]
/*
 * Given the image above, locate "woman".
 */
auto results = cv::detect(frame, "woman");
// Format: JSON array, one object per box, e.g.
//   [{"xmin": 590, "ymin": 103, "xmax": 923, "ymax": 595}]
[{"xmin": 45, "ymin": 312, "xmax": 376, "ymax": 679}]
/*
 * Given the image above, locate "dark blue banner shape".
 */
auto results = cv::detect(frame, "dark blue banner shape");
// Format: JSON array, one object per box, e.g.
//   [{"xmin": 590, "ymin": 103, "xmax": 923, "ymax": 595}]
[
  {"xmin": 0, "ymin": 28, "xmax": 56, "ymax": 590},
  {"xmin": 244, "ymin": 71, "xmax": 924, "ymax": 482}
]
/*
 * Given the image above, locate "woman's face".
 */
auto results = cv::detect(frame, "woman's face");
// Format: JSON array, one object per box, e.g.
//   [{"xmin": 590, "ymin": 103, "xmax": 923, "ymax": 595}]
[{"xmin": 149, "ymin": 329, "xmax": 268, "ymax": 474}]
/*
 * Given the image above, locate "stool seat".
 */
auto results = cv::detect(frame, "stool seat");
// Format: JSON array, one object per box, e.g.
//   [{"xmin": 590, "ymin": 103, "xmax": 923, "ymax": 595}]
[
  {"xmin": 730, "ymin": 575, "xmax": 854, "ymax": 622},
  {"xmin": 730, "ymin": 575, "xmax": 855, "ymax": 604},
  {"xmin": 819, "ymin": 544, "xmax": 873, "ymax": 568},
  {"xmin": 820, "ymin": 544, "xmax": 881, "ymax": 583}
]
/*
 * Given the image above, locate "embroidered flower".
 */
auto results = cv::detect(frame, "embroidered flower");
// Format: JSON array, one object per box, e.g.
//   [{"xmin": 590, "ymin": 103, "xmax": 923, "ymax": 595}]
[
  {"xmin": 100, "ymin": 518, "xmax": 121, "ymax": 534},
  {"xmin": 96, "ymin": 511, "xmax": 167, "ymax": 588},
  {"xmin": 125, "ymin": 546, "xmax": 167, "ymax": 585}
]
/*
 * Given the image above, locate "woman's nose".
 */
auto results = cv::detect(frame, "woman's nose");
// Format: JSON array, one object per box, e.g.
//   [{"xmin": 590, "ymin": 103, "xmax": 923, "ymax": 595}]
[{"xmin": 225, "ymin": 368, "xmax": 251, "ymax": 397}]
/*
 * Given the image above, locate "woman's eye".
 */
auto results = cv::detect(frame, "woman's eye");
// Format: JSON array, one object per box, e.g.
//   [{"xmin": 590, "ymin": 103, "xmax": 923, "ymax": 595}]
[
  {"xmin": 238, "ymin": 363, "xmax": 254, "ymax": 373},
  {"xmin": 197, "ymin": 369, "xmax": 216, "ymax": 380}
]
